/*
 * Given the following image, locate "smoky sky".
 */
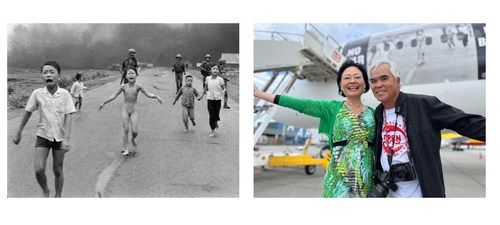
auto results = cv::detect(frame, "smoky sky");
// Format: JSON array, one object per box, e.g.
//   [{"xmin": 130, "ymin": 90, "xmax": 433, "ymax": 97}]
[{"xmin": 7, "ymin": 24, "xmax": 239, "ymax": 69}]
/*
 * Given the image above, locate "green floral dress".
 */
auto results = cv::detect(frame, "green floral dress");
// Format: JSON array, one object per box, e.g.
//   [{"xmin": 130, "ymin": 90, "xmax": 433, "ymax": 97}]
[
  {"xmin": 322, "ymin": 104, "xmax": 375, "ymax": 197},
  {"xmin": 277, "ymin": 95, "xmax": 375, "ymax": 198}
]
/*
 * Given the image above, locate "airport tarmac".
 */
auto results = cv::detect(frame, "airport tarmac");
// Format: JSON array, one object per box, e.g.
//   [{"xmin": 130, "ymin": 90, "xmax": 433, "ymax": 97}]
[{"xmin": 254, "ymin": 145, "xmax": 485, "ymax": 197}]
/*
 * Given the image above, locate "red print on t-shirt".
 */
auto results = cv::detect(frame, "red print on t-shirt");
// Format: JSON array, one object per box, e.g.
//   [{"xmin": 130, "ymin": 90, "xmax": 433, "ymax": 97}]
[{"xmin": 382, "ymin": 123, "xmax": 408, "ymax": 156}]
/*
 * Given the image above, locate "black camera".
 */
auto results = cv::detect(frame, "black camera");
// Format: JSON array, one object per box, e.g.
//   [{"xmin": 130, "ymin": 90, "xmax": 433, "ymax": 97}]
[
  {"xmin": 390, "ymin": 163, "xmax": 417, "ymax": 183},
  {"xmin": 367, "ymin": 170, "xmax": 398, "ymax": 198}
]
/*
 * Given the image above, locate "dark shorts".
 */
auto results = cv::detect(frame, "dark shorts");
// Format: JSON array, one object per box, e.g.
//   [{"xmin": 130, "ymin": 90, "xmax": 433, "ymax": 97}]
[{"xmin": 35, "ymin": 136, "xmax": 63, "ymax": 150}]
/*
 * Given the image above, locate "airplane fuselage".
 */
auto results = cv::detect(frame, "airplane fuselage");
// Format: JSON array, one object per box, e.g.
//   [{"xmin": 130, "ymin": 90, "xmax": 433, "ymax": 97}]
[{"xmin": 271, "ymin": 23, "xmax": 486, "ymax": 129}]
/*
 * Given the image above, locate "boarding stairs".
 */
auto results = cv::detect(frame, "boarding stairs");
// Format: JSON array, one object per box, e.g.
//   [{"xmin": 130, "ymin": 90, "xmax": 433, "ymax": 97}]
[{"xmin": 253, "ymin": 24, "xmax": 347, "ymax": 146}]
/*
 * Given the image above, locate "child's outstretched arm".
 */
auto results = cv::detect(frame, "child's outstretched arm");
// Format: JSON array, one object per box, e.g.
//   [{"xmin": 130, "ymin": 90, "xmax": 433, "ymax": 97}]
[
  {"xmin": 173, "ymin": 89, "xmax": 182, "ymax": 105},
  {"xmin": 194, "ymin": 88, "xmax": 200, "ymax": 99},
  {"xmin": 139, "ymin": 85, "xmax": 163, "ymax": 105},
  {"xmin": 198, "ymin": 89, "xmax": 206, "ymax": 101},
  {"xmin": 12, "ymin": 111, "xmax": 33, "ymax": 145},
  {"xmin": 99, "ymin": 86, "xmax": 123, "ymax": 111},
  {"xmin": 198, "ymin": 85, "xmax": 207, "ymax": 101}
]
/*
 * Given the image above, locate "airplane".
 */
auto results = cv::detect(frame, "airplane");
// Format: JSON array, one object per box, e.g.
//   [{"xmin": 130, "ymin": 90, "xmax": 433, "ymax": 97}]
[{"xmin": 254, "ymin": 23, "xmax": 485, "ymax": 156}]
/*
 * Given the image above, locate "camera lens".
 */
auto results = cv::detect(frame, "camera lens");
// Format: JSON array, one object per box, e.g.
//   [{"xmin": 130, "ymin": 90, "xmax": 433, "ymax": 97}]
[
  {"xmin": 368, "ymin": 183, "xmax": 390, "ymax": 198},
  {"xmin": 393, "ymin": 171, "xmax": 404, "ymax": 182}
]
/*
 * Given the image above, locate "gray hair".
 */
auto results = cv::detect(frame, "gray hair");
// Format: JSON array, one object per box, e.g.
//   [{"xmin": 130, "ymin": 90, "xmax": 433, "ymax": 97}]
[{"xmin": 369, "ymin": 61, "xmax": 400, "ymax": 80}]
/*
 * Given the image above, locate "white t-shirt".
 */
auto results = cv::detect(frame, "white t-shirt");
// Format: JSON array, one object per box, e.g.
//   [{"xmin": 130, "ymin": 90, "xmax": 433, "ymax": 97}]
[
  {"xmin": 381, "ymin": 108, "xmax": 422, "ymax": 198},
  {"xmin": 25, "ymin": 87, "xmax": 77, "ymax": 142},
  {"xmin": 205, "ymin": 76, "xmax": 225, "ymax": 100},
  {"xmin": 70, "ymin": 81, "xmax": 87, "ymax": 98}
]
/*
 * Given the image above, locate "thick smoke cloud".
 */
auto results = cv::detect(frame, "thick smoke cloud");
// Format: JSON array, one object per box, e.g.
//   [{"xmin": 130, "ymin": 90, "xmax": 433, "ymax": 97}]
[{"xmin": 7, "ymin": 24, "xmax": 239, "ymax": 69}]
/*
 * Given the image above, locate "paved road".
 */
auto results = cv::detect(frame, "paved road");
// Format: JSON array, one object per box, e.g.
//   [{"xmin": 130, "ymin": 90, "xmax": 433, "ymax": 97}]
[
  {"xmin": 7, "ymin": 67, "xmax": 239, "ymax": 197},
  {"xmin": 254, "ymin": 145, "xmax": 485, "ymax": 197}
]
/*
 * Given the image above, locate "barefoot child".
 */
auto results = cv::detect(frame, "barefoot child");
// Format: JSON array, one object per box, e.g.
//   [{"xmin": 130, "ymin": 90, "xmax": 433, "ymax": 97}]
[
  {"xmin": 198, "ymin": 66, "xmax": 226, "ymax": 137},
  {"xmin": 98, "ymin": 68, "xmax": 163, "ymax": 156},
  {"xmin": 173, "ymin": 75, "xmax": 200, "ymax": 132},
  {"xmin": 70, "ymin": 73, "xmax": 89, "ymax": 111},
  {"xmin": 12, "ymin": 61, "xmax": 76, "ymax": 197}
]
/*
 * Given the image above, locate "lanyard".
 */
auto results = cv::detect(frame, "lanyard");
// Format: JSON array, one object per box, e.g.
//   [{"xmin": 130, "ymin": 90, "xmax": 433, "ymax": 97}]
[{"xmin": 383, "ymin": 109, "xmax": 399, "ymax": 167}]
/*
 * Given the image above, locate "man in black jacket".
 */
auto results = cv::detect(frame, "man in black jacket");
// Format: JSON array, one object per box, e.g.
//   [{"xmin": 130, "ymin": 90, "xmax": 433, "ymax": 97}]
[{"xmin": 368, "ymin": 61, "xmax": 485, "ymax": 197}]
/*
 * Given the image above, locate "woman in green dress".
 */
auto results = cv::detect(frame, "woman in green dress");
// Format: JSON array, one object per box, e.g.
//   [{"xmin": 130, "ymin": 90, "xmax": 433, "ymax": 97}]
[{"xmin": 254, "ymin": 60, "xmax": 375, "ymax": 197}]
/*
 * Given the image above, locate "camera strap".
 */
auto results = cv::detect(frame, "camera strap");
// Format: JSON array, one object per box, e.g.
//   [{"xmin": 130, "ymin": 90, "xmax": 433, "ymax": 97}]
[{"xmin": 385, "ymin": 110, "xmax": 417, "ymax": 182}]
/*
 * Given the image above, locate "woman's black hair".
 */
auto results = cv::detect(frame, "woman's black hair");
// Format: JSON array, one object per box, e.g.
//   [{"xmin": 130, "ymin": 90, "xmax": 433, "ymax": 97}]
[
  {"xmin": 75, "ymin": 73, "xmax": 82, "ymax": 80},
  {"xmin": 336, "ymin": 60, "xmax": 370, "ymax": 97}
]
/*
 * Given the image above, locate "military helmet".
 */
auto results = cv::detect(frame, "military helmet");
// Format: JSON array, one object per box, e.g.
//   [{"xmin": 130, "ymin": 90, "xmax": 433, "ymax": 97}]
[
  {"xmin": 218, "ymin": 58, "xmax": 226, "ymax": 65},
  {"xmin": 176, "ymin": 54, "xmax": 182, "ymax": 59},
  {"xmin": 205, "ymin": 54, "xmax": 211, "ymax": 59},
  {"xmin": 128, "ymin": 48, "xmax": 136, "ymax": 54}
]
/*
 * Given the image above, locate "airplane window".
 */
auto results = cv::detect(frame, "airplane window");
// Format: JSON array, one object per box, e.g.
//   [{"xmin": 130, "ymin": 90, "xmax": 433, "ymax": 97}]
[
  {"xmin": 426, "ymin": 37, "xmax": 432, "ymax": 45},
  {"xmin": 396, "ymin": 41, "xmax": 403, "ymax": 49},
  {"xmin": 411, "ymin": 39, "xmax": 417, "ymax": 47},
  {"xmin": 384, "ymin": 42, "xmax": 390, "ymax": 51}
]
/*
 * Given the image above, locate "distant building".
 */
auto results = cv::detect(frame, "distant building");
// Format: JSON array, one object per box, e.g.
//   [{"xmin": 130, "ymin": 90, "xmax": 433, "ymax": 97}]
[{"xmin": 220, "ymin": 53, "xmax": 239, "ymax": 72}]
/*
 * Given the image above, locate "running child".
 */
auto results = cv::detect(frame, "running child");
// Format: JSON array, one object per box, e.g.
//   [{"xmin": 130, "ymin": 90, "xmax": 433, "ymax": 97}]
[
  {"xmin": 98, "ymin": 68, "xmax": 163, "ymax": 156},
  {"xmin": 198, "ymin": 66, "xmax": 226, "ymax": 137},
  {"xmin": 70, "ymin": 73, "xmax": 89, "ymax": 111},
  {"xmin": 12, "ymin": 61, "xmax": 77, "ymax": 197},
  {"xmin": 173, "ymin": 75, "xmax": 200, "ymax": 132}
]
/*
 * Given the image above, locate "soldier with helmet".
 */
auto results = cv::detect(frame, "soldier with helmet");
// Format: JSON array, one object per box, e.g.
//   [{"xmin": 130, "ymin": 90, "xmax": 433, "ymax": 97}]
[
  {"xmin": 121, "ymin": 48, "xmax": 140, "ymax": 84},
  {"xmin": 172, "ymin": 53, "xmax": 186, "ymax": 93},
  {"xmin": 218, "ymin": 58, "xmax": 230, "ymax": 109},
  {"xmin": 199, "ymin": 54, "xmax": 215, "ymax": 89}
]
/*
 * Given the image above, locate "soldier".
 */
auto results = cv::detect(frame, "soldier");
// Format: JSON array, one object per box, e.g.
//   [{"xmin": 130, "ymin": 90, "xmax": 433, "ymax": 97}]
[
  {"xmin": 172, "ymin": 53, "xmax": 186, "ymax": 94},
  {"xmin": 199, "ymin": 54, "xmax": 214, "ymax": 89},
  {"xmin": 120, "ymin": 48, "xmax": 140, "ymax": 84}
]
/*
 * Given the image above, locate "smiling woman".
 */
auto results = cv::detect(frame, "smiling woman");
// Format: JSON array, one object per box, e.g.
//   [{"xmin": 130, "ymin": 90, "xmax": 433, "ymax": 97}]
[{"xmin": 254, "ymin": 60, "xmax": 376, "ymax": 198}]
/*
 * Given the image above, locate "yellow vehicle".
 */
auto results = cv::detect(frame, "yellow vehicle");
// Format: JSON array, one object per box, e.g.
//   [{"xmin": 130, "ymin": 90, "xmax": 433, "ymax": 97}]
[{"xmin": 254, "ymin": 135, "xmax": 330, "ymax": 175}]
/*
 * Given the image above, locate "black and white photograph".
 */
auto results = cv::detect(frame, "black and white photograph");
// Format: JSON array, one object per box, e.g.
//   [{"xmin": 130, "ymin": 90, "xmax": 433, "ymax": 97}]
[
  {"xmin": 7, "ymin": 23, "xmax": 239, "ymax": 198},
  {"xmin": 1, "ymin": 1, "xmax": 499, "ymax": 225}
]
